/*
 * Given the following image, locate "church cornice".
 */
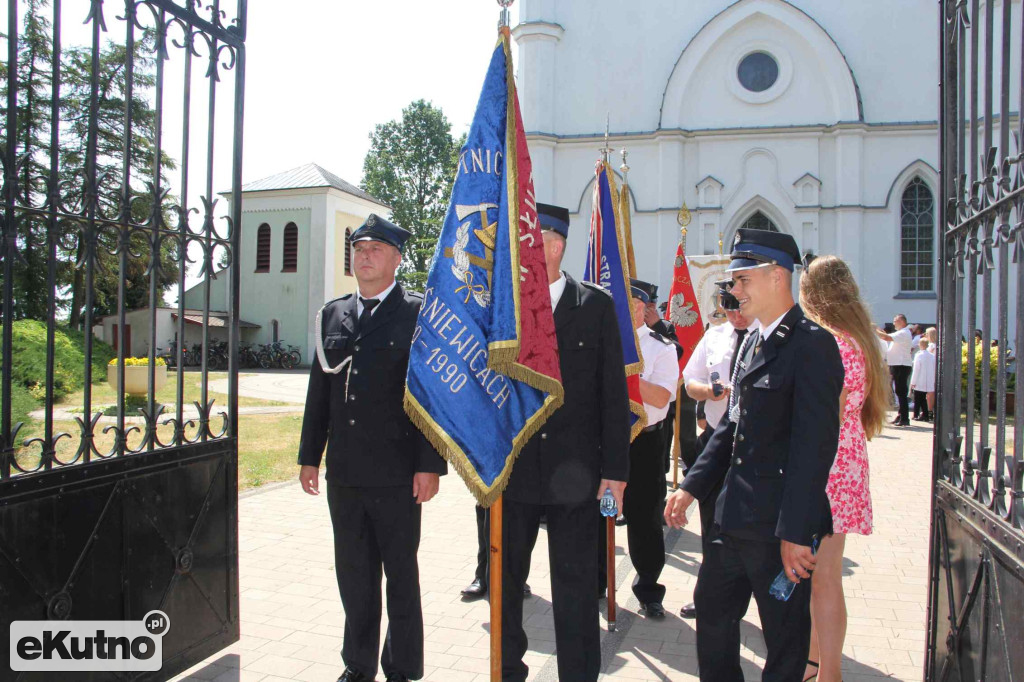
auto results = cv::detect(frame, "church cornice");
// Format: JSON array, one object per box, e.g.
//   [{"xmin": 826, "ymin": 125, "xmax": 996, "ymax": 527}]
[{"xmin": 240, "ymin": 207, "xmax": 313, "ymax": 214}]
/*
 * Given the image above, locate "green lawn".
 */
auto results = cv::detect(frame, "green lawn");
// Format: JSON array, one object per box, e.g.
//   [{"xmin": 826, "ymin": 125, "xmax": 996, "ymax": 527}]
[{"xmin": 11, "ymin": 373, "xmax": 303, "ymax": 490}]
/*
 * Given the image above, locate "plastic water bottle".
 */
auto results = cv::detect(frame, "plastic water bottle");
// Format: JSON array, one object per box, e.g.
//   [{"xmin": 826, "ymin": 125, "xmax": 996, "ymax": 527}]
[
  {"xmin": 599, "ymin": 488, "xmax": 618, "ymax": 517},
  {"xmin": 769, "ymin": 537, "xmax": 819, "ymax": 601}
]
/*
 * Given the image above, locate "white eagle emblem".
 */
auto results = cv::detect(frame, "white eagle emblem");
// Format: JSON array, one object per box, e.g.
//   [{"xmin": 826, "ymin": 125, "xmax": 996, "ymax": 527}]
[
  {"xmin": 366, "ymin": 214, "xmax": 377, "ymax": 227},
  {"xmin": 670, "ymin": 294, "xmax": 699, "ymax": 327}
]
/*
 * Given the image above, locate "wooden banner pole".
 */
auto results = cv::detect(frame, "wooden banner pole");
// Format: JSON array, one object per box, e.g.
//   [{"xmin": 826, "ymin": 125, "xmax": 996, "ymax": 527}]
[
  {"xmin": 489, "ymin": 495, "xmax": 503, "ymax": 681},
  {"xmin": 606, "ymin": 516, "xmax": 616, "ymax": 631}
]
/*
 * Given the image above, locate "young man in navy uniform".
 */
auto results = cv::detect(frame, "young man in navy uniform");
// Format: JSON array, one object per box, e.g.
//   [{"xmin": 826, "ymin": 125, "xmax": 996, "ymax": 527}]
[
  {"xmin": 501, "ymin": 203, "xmax": 631, "ymax": 682},
  {"xmin": 297, "ymin": 214, "xmax": 447, "ymax": 682},
  {"xmin": 664, "ymin": 229, "xmax": 844, "ymax": 682}
]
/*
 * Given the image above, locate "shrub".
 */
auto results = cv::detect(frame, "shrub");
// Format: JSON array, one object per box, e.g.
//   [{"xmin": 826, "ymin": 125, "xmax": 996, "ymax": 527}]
[
  {"xmin": 0, "ymin": 320, "xmax": 116, "ymax": 403},
  {"xmin": 960, "ymin": 341, "xmax": 1016, "ymax": 410}
]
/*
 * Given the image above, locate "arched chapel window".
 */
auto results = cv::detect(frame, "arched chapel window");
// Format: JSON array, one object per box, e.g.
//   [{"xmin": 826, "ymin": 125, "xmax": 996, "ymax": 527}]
[
  {"xmin": 344, "ymin": 228, "xmax": 353, "ymax": 276},
  {"xmin": 255, "ymin": 224, "xmax": 271, "ymax": 273},
  {"xmin": 740, "ymin": 211, "xmax": 779, "ymax": 232},
  {"xmin": 900, "ymin": 177, "xmax": 934, "ymax": 292},
  {"xmin": 282, "ymin": 222, "xmax": 298, "ymax": 273}
]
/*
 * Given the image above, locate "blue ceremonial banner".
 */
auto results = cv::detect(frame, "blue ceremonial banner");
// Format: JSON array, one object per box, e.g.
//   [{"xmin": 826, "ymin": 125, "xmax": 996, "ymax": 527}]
[
  {"xmin": 404, "ymin": 32, "xmax": 563, "ymax": 507},
  {"xmin": 584, "ymin": 161, "xmax": 647, "ymax": 440}
]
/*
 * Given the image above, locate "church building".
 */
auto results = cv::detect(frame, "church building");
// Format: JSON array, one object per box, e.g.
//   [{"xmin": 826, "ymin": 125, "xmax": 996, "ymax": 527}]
[{"xmin": 513, "ymin": 0, "xmax": 949, "ymax": 325}]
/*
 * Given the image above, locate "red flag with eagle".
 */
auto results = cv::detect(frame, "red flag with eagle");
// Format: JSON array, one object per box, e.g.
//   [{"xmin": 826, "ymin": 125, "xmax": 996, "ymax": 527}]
[{"xmin": 667, "ymin": 227, "xmax": 704, "ymax": 369}]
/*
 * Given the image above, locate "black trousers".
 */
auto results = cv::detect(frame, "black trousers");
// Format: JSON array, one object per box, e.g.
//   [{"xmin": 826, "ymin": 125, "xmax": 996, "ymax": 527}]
[
  {"xmin": 694, "ymin": 535, "xmax": 812, "ymax": 682},
  {"xmin": 623, "ymin": 427, "xmax": 667, "ymax": 604},
  {"xmin": 327, "ymin": 484, "xmax": 424, "ymax": 680},
  {"xmin": 891, "ymin": 364, "xmax": 912, "ymax": 422},
  {"xmin": 913, "ymin": 390, "xmax": 931, "ymax": 419},
  {"xmin": 474, "ymin": 505, "xmax": 489, "ymax": 583},
  {"xmin": 502, "ymin": 498, "xmax": 601, "ymax": 682}
]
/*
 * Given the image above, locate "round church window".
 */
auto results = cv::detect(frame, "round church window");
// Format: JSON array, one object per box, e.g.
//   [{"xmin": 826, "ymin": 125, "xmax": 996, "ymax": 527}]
[{"xmin": 737, "ymin": 52, "xmax": 779, "ymax": 92}]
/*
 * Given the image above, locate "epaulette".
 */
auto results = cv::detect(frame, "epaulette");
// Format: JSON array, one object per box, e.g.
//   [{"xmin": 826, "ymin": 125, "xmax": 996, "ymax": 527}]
[
  {"xmin": 319, "ymin": 293, "xmax": 353, "ymax": 313},
  {"xmin": 796, "ymin": 317, "xmax": 829, "ymax": 335},
  {"xmin": 579, "ymin": 280, "xmax": 612, "ymax": 297},
  {"xmin": 649, "ymin": 331, "xmax": 675, "ymax": 346}
]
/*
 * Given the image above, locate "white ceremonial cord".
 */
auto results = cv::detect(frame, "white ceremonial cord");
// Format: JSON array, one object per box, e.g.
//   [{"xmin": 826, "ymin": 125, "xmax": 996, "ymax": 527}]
[{"xmin": 314, "ymin": 306, "xmax": 352, "ymax": 375}]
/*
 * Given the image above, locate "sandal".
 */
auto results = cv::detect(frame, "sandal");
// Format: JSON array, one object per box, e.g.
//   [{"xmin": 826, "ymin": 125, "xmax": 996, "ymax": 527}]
[{"xmin": 803, "ymin": 659, "xmax": 819, "ymax": 682}]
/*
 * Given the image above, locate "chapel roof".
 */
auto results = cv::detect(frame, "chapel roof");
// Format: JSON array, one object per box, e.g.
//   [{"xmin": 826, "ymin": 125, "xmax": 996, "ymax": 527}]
[{"xmin": 240, "ymin": 163, "xmax": 389, "ymax": 208}]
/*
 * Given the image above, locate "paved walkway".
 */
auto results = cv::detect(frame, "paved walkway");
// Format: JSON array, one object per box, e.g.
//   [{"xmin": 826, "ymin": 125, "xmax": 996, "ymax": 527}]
[{"xmin": 172, "ymin": 419, "xmax": 934, "ymax": 682}]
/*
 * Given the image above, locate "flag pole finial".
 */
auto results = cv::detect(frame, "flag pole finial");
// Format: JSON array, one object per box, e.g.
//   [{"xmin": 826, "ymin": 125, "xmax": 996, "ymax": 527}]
[
  {"xmin": 619, "ymin": 147, "xmax": 630, "ymax": 182},
  {"xmin": 497, "ymin": 0, "xmax": 514, "ymax": 29},
  {"xmin": 719, "ymin": 232, "xmax": 724, "ymax": 255},
  {"xmin": 600, "ymin": 115, "xmax": 613, "ymax": 163},
  {"xmin": 676, "ymin": 201, "xmax": 691, "ymax": 237}
]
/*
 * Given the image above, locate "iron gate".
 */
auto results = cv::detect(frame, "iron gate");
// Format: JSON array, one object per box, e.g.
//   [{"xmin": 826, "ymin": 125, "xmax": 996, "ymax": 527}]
[
  {"xmin": 929, "ymin": 0, "xmax": 1023, "ymax": 679},
  {"xmin": 1, "ymin": 0, "xmax": 246, "ymax": 678}
]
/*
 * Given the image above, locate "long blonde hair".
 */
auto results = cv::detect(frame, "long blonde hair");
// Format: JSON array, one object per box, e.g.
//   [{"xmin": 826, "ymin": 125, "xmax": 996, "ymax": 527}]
[{"xmin": 799, "ymin": 255, "xmax": 890, "ymax": 440}]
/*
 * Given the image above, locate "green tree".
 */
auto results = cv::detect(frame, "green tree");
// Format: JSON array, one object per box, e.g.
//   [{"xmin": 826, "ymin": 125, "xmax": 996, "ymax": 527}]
[
  {"xmin": 0, "ymin": 2, "xmax": 179, "ymax": 327},
  {"xmin": 361, "ymin": 100, "xmax": 463, "ymax": 291}
]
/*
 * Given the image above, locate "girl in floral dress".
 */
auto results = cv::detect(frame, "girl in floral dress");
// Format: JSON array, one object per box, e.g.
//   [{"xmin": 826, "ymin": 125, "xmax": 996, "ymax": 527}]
[{"xmin": 799, "ymin": 256, "xmax": 891, "ymax": 682}]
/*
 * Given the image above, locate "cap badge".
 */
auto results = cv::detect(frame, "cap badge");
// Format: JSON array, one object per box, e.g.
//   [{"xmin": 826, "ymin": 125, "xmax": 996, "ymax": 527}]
[{"xmin": 367, "ymin": 214, "xmax": 377, "ymax": 227}]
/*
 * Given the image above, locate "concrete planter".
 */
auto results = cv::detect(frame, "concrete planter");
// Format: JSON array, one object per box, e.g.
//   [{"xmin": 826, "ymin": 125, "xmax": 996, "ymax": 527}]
[{"xmin": 107, "ymin": 364, "xmax": 168, "ymax": 396}]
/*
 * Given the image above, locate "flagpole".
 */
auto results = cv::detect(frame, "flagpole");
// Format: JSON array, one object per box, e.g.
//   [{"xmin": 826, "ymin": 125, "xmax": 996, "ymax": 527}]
[
  {"xmin": 489, "ymin": 495, "xmax": 503, "ymax": 681},
  {"xmin": 672, "ymin": 207, "xmax": 692, "ymax": 489}
]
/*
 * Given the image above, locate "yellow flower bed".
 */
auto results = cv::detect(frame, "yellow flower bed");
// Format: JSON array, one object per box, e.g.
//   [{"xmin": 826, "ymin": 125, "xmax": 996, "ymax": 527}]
[{"xmin": 108, "ymin": 357, "xmax": 167, "ymax": 367}]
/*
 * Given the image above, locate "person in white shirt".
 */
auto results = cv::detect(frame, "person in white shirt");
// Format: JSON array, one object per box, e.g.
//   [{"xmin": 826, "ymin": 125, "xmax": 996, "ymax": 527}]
[
  {"xmin": 621, "ymin": 280, "xmax": 680, "ymax": 620},
  {"xmin": 675, "ymin": 285, "xmax": 753, "ymax": 619},
  {"xmin": 875, "ymin": 314, "xmax": 914, "ymax": 426},
  {"xmin": 910, "ymin": 337, "xmax": 936, "ymax": 421}
]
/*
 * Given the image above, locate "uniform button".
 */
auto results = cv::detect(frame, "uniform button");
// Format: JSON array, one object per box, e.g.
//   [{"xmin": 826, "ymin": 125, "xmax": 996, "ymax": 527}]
[
  {"xmin": 540, "ymin": 433, "xmax": 548, "ymax": 440},
  {"xmin": 389, "ymin": 340, "xmax": 395, "ymax": 347},
  {"xmin": 735, "ymin": 457, "xmax": 743, "ymax": 465},
  {"xmin": 742, "ymin": 409, "xmax": 747, "ymax": 416},
  {"xmin": 779, "ymin": 468, "xmax": 784, "ymax": 475},
  {"xmin": 352, "ymin": 368, "xmax": 359, "ymax": 375},
  {"xmin": 354, "ymin": 345, "xmax": 361, "ymax": 352},
  {"xmin": 349, "ymin": 395, "xmax": 356, "ymax": 401},
  {"xmin": 738, "ymin": 434, "xmax": 745, "ymax": 442},
  {"xmin": 578, "ymin": 341, "xmax": 584, "ymax": 346},
  {"xmin": 348, "ymin": 419, "xmax": 355, "ymax": 426}
]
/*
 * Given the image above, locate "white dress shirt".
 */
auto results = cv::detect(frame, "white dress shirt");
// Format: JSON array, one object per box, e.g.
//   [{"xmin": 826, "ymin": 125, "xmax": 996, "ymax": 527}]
[
  {"xmin": 549, "ymin": 272, "xmax": 567, "ymax": 310},
  {"xmin": 636, "ymin": 325, "xmax": 680, "ymax": 426},
  {"xmin": 356, "ymin": 279, "xmax": 397, "ymax": 317},
  {"xmin": 886, "ymin": 326, "xmax": 913, "ymax": 367},
  {"xmin": 683, "ymin": 322, "xmax": 743, "ymax": 429}
]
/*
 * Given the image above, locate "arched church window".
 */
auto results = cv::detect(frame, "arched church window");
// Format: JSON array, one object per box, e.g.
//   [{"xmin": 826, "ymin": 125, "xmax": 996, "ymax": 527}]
[
  {"xmin": 900, "ymin": 177, "xmax": 934, "ymax": 292},
  {"xmin": 282, "ymin": 223, "xmax": 298, "ymax": 273},
  {"xmin": 740, "ymin": 211, "xmax": 779, "ymax": 232},
  {"xmin": 344, "ymin": 228, "xmax": 353, "ymax": 276},
  {"xmin": 255, "ymin": 224, "xmax": 271, "ymax": 273},
  {"xmin": 738, "ymin": 52, "xmax": 779, "ymax": 92}
]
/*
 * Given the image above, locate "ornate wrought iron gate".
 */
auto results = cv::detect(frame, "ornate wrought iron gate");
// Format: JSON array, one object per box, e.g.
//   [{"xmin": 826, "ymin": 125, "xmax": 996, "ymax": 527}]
[
  {"xmin": 1, "ymin": 0, "xmax": 245, "ymax": 678},
  {"xmin": 929, "ymin": 0, "xmax": 1023, "ymax": 679}
]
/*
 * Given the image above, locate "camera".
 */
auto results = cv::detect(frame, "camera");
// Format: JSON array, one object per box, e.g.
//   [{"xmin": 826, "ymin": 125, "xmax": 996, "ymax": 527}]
[
  {"xmin": 710, "ymin": 371, "xmax": 724, "ymax": 397},
  {"xmin": 716, "ymin": 278, "xmax": 740, "ymax": 312}
]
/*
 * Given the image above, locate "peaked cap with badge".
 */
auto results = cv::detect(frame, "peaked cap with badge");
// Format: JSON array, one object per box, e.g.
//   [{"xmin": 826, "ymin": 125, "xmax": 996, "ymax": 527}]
[
  {"xmin": 351, "ymin": 213, "xmax": 412, "ymax": 251},
  {"xmin": 727, "ymin": 228, "xmax": 802, "ymax": 272},
  {"xmin": 537, "ymin": 203, "xmax": 570, "ymax": 239}
]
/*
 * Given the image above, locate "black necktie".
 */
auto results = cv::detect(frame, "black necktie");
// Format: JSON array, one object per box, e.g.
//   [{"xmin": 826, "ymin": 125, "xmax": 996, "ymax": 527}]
[
  {"xmin": 358, "ymin": 297, "xmax": 380, "ymax": 331},
  {"xmin": 730, "ymin": 328, "xmax": 748, "ymax": 376}
]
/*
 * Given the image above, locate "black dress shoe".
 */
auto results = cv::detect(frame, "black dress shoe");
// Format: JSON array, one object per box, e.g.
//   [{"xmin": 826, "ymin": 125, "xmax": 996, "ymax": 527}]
[
  {"xmin": 615, "ymin": 514, "xmax": 627, "ymax": 526},
  {"xmin": 385, "ymin": 674, "xmax": 410, "ymax": 682},
  {"xmin": 523, "ymin": 582, "xmax": 532, "ymax": 597},
  {"xmin": 338, "ymin": 668, "xmax": 370, "ymax": 682},
  {"xmin": 679, "ymin": 601, "xmax": 697, "ymax": 619},
  {"xmin": 642, "ymin": 602, "xmax": 665, "ymax": 619},
  {"xmin": 460, "ymin": 578, "xmax": 487, "ymax": 599}
]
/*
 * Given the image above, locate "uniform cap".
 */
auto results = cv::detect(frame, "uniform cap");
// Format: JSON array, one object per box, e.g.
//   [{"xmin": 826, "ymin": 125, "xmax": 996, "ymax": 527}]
[
  {"xmin": 727, "ymin": 228, "xmax": 801, "ymax": 272},
  {"xmin": 537, "ymin": 203, "xmax": 570, "ymax": 239},
  {"xmin": 630, "ymin": 278, "xmax": 656, "ymax": 303},
  {"xmin": 351, "ymin": 214, "xmax": 412, "ymax": 251}
]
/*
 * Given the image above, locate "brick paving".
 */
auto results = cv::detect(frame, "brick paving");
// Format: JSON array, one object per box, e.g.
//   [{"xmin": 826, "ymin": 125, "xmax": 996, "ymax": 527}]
[{"xmin": 173, "ymin": 419, "xmax": 934, "ymax": 682}]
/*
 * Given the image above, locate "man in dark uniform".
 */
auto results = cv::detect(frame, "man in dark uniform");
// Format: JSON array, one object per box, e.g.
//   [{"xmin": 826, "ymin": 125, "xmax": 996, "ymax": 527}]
[
  {"xmin": 502, "ymin": 203, "xmax": 631, "ymax": 682},
  {"xmin": 297, "ymin": 214, "xmax": 447, "ymax": 682},
  {"xmin": 664, "ymin": 229, "xmax": 844, "ymax": 682},
  {"xmin": 621, "ymin": 280, "xmax": 679, "ymax": 619}
]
